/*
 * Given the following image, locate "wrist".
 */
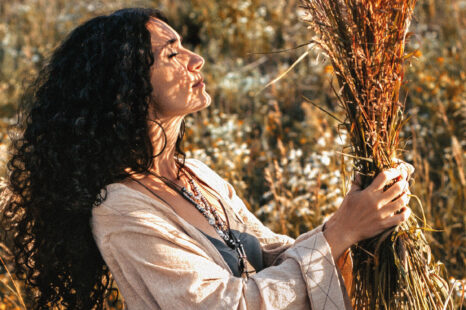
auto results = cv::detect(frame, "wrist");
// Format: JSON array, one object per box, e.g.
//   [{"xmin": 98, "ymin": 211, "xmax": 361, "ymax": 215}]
[{"xmin": 323, "ymin": 217, "xmax": 355, "ymax": 260}]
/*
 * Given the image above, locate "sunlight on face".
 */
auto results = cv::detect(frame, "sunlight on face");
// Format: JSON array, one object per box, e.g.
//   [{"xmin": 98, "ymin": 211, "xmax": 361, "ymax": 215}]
[{"xmin": 146, "ymin": 18, "xmax": 211, "ymax": 120}]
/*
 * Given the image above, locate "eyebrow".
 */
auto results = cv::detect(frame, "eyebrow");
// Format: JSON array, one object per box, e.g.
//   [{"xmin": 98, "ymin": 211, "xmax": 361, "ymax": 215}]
[{"xmin": 161, "ymin": 36, "xmax": 183, "ymax": 50}]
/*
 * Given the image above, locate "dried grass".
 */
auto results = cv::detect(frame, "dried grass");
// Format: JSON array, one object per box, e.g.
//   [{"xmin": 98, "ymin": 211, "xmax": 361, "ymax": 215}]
[{"xmin": 300, "ymin": 0, "xmax": 454, "ymax": 308}]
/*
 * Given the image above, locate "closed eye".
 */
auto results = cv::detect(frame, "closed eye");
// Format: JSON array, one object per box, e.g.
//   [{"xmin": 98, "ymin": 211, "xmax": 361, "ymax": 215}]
[{"xmin": 168, "ymin": 52, "xmax": 179, "ymax": 58}]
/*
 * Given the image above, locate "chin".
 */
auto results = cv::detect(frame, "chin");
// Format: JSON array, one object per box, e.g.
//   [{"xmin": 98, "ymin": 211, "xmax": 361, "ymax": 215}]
[
  {"xmin": 191, "ymin": 102, "xmax": 210, "ymax": 114},
  {"xmin": 203, "ymin": 93, "xmax": 212, "ymax": 107},
  {"xmin": 194, "ymin": 93, "xmax": 212, "ymax": 111}
]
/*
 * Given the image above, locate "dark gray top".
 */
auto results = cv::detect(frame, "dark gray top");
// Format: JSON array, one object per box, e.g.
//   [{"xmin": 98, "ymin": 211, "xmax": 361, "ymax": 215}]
[{"xmin": 200, "ymin": 229, "xmax": 264, "ymax": 277}]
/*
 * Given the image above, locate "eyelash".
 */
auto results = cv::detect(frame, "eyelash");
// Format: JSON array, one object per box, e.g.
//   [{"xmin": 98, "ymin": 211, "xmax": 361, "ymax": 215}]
[{"xmin": 168, "ymin": 52, "xmax": 179, "ymax": 58}]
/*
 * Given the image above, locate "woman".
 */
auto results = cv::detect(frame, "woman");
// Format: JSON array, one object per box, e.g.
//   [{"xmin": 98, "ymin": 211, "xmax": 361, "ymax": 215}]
[{"xmin": 2, "ymin": 8, "xmax": 413, "ymax": 309}]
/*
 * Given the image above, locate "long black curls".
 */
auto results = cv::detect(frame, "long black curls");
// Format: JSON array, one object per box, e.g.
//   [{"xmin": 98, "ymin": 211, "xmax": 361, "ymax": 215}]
[{"xmin": 1, "ymin": 8, "xmax": 184, "ymax": 309}]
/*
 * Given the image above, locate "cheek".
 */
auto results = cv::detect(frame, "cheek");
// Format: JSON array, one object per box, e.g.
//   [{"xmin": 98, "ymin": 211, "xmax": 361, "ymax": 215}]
[
  {"xmin": 151, "ymin": 68, "xmax": 186, "ymax": 99},
  {"xmin": 150, "ymin": 80, "xmax": 188, "ymax": 115},
  {"xmin": 151, "ymin": 74, "xmax": 172, "ymax": 103}
]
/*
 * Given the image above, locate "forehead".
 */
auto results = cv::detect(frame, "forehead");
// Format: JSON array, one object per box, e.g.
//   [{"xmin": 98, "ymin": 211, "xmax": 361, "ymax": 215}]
[{"xmin": 146, "ymin": 18, "xmax": 180, "ymax": 50}]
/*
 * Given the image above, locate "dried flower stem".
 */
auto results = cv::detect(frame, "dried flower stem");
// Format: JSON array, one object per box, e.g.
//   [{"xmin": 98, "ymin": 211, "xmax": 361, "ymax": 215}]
[{"xmin": 300, "ymin": 0, "xmax": 454, "ymax": 308}]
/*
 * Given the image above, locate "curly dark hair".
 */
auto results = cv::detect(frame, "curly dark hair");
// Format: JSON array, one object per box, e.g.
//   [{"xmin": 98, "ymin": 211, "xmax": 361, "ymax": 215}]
[{"xmin": 1, "ymin": 8, "xmax": 186, "ymax": 309}]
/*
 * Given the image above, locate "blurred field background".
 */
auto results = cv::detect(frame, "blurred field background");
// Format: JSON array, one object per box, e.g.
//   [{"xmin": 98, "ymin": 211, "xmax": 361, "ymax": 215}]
[{"xmin": 0, "ymin": 0, "xmax": 464, "ymax": 308}]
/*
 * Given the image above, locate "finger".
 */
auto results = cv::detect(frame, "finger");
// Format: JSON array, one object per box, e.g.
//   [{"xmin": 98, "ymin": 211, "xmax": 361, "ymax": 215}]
[
  {"xmin": 393, "ymin": 163, "xmax": 409, "ymax": 181},
  {"xmin": 400, "ymin": 164, "xmax": 414, "ymax": 181},
  {"xmin": 383, "ymin": 207, "xmax": 411, "ymax": 227},
  {"xmin": 381, "ymin": 191, "xmax": 410, "ymax": 217},
  {"xmin": 369, "ymin": 168, "xmax": 402, "ymax": 190},
  {"xmin": 382, "ymin": 180, "xmax": 409, "ymax": 202},
  {"xmin": 405, "ymin": 162, "xmax": 414, "ymax": 176},
  {"xmin": 400, "ymin": 166, "xmax": 409, "ymax": 181},
  {"xmin": 393, "ymin": 158, "xmax": 415, "ymax": 179}
]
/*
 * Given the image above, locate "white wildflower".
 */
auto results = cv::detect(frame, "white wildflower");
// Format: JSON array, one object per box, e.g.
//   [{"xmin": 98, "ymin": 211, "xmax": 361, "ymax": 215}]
[{"xmin": 320, "ymin": 154, "xmax": 330, "ymax": 166}]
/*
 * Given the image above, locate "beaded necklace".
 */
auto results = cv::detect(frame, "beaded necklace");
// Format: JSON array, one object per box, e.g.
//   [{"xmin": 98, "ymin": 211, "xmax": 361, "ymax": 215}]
[{"xmin": 131, "ymin": 168, "xmax": 252, "ymax": 279}]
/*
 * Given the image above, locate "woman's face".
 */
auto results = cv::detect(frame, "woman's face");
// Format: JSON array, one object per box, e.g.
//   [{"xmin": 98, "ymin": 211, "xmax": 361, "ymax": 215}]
[{"xmin": 146, "ymin": 18, "xmax": 211, "ymax": 119}]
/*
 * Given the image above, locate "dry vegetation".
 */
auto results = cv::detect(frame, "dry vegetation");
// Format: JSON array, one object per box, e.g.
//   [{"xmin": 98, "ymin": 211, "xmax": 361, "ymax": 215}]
[
  {"xmin": 0, "ymin": 0, "xmax": 464, "ymax": 308},
  {"xmin": 300, "ymin": 0, "xmax": 454, "ymax": 308}
]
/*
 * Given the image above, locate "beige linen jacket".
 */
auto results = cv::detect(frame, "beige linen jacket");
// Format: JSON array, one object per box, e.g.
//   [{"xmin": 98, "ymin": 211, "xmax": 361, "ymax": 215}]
[{"xmin": 91, "ymin": 159, "xmax": 352, "ymax": 310}]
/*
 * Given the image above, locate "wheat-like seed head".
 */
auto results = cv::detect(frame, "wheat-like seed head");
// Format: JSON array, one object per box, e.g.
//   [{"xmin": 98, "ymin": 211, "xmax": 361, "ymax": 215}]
[{"xmin": 301, "ymin": 0, "xmax": 454, "ymax": 308}]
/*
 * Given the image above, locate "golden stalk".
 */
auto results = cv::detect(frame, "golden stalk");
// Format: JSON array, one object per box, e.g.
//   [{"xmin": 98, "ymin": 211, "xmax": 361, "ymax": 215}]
[{"xmin": 300, "ymin": 0, "xmax": 454, "ymax": 308}]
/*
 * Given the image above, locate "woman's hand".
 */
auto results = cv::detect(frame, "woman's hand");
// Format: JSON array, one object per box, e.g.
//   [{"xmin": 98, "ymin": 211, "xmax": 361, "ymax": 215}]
[{"xmin": 323, "ymin": 162, "xmax": 414, "ymax": 261}]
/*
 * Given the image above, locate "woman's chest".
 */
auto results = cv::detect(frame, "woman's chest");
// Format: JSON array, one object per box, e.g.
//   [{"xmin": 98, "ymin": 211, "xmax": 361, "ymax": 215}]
[{"xmin": 165, "ymin": 194, "xmax": 236, "ymax": 243}]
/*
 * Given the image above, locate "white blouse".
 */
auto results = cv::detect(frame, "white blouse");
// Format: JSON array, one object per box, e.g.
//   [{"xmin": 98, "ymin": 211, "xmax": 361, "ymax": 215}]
[{"xmin": 90, "ymin": 158, "xmax": 352, "ymax": 309}]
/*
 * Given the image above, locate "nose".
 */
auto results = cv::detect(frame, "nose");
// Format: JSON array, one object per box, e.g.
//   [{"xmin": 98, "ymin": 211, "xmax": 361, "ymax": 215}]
[{"xmin": 187, "ymin": 52, "xmax": 204, "ymax": 72}]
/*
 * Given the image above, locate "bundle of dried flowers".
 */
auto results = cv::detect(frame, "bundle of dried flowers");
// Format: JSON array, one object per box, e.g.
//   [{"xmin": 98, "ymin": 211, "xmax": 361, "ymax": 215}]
[{"xmin": 300, "ymin": 0, "xmax": 454, "ymax": 308}]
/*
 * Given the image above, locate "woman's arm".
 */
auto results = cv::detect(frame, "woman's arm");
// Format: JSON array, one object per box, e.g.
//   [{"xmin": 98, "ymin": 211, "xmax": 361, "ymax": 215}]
[
  {"xmin": 220, "ymin": 180, "xmax": 353, "ymax": 308},
  {"xmin": 194, "ymin": 157, "xmax": 410, "ymax": 260},
  {"xmin": 222, "ymin": 161, "xmax": 413, "ymax": 301}
]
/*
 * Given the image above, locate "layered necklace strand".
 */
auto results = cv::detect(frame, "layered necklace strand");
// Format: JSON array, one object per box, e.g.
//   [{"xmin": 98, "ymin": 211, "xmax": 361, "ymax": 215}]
[{"xmin": 132, "ymin": 168, "xmax": 251, "ymax": 279}]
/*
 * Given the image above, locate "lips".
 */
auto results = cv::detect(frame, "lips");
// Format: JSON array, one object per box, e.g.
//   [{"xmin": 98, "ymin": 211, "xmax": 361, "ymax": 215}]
[{"xmin": 192, "ymin": 78, "xmax": 204, "ymax": 88}]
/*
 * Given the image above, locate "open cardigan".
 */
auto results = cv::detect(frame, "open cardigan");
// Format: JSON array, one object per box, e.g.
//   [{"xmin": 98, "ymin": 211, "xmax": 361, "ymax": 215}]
[{"xmin": 90, "ymin": 158, "xmax": 352, "ymax": 309}]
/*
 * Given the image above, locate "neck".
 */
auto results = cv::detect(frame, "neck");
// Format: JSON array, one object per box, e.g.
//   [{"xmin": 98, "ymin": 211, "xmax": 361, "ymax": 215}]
[{"xmin": 147, "ymin": 115, "xmax": 184, "ymax": 180}]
